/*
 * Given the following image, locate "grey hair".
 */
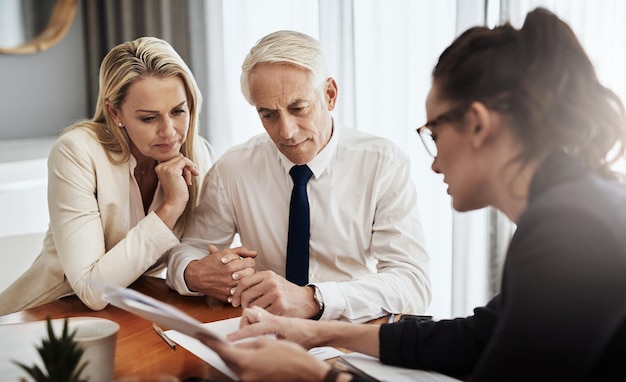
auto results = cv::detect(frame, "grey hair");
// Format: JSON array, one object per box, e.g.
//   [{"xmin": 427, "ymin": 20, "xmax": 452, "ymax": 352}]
[{"xmin": 240, "ymin": 30, "xmax": 330, "ymax": 104}]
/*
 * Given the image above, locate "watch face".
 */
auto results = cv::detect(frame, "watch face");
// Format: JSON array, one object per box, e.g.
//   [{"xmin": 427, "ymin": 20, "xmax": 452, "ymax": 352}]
[{"xmin": 314, "ymin": 287, "xmax": 324, "ymax": 307}]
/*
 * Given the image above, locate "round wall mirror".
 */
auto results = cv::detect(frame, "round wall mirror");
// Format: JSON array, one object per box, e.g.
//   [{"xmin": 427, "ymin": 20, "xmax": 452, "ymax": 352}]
[{"xmin": 0, "ymin": 0, "xmax": 77, "ymax": 54}]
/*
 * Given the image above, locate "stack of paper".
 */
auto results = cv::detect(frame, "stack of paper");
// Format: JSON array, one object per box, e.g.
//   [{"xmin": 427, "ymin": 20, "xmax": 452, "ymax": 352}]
[{"xmin": 338, "ymin": 352, "xmax": 462, "ymax": 382}]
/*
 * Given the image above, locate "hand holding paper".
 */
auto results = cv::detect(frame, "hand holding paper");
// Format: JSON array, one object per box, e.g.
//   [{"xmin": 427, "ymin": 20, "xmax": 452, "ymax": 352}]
[{"xmin": 93, "ymin": 282, "xmax": 344, "ymax": 381}]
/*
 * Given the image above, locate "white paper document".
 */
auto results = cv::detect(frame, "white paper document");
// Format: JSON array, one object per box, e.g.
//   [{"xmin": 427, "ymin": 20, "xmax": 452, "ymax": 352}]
[
  {"xmin": 96, "ymin": 282, "xmax": 227, "ymax": 342},
  {"xmin": 339, "ymin": 352, "xmax": 462, "ymax": 382},
  {"xmin": 166, "ymin": 317, "xmax": 346, "ymax": 381},
  {"xmin": 93, "ymin": 283, "xmax": 345, "ymax": 381}
]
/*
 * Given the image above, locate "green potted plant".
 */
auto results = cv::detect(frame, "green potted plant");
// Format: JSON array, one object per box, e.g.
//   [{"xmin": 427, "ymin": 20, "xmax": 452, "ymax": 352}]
[{"xmin": 14, "ymin": 317, "xmax": 88, "ymax": 382}]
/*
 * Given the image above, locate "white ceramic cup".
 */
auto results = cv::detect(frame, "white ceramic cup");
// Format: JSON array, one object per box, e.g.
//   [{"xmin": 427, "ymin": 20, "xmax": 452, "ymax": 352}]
[{"xmin": 70, "ymin": 317, "xmax": 120, "ymax": 382}]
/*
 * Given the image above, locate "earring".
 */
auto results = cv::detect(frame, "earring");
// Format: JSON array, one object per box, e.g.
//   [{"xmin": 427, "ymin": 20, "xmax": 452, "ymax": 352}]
[{"xmin": 118, "ymin": 123, "xmax": 123, "ymax": 128}]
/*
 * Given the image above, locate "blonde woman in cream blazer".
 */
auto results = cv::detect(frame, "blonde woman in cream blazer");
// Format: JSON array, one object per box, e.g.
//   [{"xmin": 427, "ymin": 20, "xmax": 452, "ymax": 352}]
[{"xmin": 0, "ymin": 37, "xmax": 211, "ymax": 315}]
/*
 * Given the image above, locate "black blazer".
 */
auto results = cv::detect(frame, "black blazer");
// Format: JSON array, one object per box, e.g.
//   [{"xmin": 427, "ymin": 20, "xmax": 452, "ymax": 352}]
[{"xmin": 379, "ymin": 151, "xmax": 626, "ymax": 381}]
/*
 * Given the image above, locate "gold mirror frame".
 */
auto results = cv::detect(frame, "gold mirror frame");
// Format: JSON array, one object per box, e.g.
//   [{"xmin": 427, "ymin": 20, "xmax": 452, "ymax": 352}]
[{"xmin": 0, "ymin": 0, "xmax": 77, "ymax": 55}]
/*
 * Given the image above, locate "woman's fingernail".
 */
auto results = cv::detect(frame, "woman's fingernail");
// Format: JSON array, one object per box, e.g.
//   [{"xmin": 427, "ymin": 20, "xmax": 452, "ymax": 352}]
[
  {"xmin": 228, "ymin": 297, "xmax": 233, "ymax": 303},
  {"xmin": 230, "ymin": 288, "xmax": 236, "ymax": 295},
  {"xmin": 232, "ymin": 273, "xmax": 240, "ymax": 280},
  {"xmin": 221, "ymin": 257, "xmax": 228, "ymax": 263}
]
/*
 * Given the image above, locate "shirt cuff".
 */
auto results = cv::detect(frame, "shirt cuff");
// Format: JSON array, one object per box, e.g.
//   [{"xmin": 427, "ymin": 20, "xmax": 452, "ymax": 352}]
[{"xmin": 165, "ymin": 255, "xmax": 204, "ymax": 296}]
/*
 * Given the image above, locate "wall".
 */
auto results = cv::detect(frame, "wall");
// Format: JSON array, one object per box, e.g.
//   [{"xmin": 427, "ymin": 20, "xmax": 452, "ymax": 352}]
[
  {"xmin": 0, "ymin": 1, "xmax": 87, "ymax": 140},
  {"xmin": 0, "ymin": 3, "xmax": 87, "ymax": 291}
]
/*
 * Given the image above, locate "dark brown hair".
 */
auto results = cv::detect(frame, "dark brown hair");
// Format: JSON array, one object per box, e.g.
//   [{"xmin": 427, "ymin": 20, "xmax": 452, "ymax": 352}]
[{"xmin": 433, "ymin": 7, "xmax": 626, "ymax": 178}]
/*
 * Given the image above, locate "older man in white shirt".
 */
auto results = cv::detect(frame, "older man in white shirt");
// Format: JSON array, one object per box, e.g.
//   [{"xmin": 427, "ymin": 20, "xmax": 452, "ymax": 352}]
[{"xmin": 167, "ymin": 30, "xmax": 431, "ymax": 323}]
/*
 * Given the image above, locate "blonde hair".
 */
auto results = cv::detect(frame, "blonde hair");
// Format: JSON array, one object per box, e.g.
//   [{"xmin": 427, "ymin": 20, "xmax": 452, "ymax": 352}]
[
  {"xmin": 65, "ymin": 36, "xmax": 204, "ymax": 233},
  {"xmin": 240, "ymin": 30, "xmax": 329, "ymax": 104}
]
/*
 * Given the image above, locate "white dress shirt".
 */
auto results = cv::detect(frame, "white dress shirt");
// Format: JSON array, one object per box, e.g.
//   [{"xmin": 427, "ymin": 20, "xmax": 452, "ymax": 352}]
[{"xmin": 167, "ymin": 125, "xmax": 431, "ymax": 322}]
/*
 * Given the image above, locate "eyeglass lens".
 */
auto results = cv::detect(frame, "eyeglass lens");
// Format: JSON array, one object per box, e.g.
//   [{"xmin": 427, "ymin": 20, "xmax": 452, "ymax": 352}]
[{"xmin": 417, "ymin": 127, "xmax": 437, "ymax": 157}]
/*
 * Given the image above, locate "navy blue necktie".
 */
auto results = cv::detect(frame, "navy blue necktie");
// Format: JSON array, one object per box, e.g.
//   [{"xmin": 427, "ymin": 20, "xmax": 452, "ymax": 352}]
[{"xmin": 286, "ymin": 165, "xmax": 313, "ymax": 286}]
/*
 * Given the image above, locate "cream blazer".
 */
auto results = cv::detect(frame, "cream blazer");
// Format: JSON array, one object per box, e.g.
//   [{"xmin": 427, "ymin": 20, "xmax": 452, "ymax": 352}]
[{"xmin": 0, "ymin": 127, "xmax": 211, "ymax": 315}]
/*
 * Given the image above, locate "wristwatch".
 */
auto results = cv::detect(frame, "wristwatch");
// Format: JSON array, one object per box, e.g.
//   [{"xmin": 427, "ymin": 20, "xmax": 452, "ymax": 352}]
[{"xmin": 309, "ymin": 285, "xmax": 325, "ymax": 320}]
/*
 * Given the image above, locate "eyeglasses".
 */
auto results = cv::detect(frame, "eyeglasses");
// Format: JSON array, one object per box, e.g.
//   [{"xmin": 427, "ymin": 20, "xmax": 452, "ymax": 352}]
[{"xmin": 416, "ymin": 104, "xmax": 469, "ymax": 158}]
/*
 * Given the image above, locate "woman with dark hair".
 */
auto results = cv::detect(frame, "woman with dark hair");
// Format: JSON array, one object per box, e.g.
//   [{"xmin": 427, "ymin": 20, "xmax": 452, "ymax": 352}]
[{"xmin": 199, "ymin": 8, "xmax": 626, "ymax": 382}]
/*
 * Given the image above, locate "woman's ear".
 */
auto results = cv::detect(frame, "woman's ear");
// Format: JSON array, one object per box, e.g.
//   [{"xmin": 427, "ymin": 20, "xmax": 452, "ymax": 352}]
[
  {"xmin": 105, "ymin": 101, "xmax": 122, "ymax": 126},
  {"xmin": 467, "ymin": 102, "xmax": 496, "ymax": 149}
]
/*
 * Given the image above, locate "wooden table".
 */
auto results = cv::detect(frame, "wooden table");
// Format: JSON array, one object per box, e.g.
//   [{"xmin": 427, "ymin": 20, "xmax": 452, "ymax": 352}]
[{"xmin": 0, "ymin": 276, "xmax": 242, "ymax": 381}]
